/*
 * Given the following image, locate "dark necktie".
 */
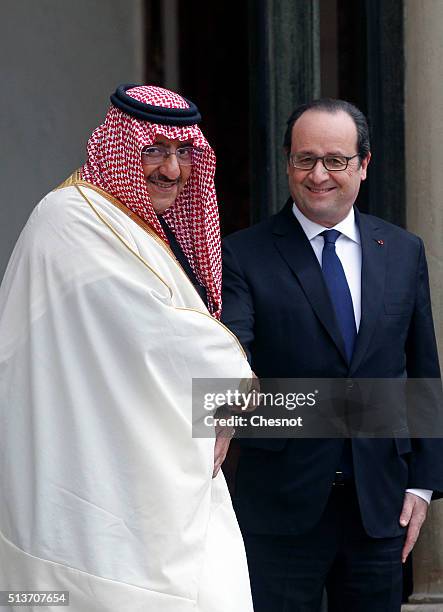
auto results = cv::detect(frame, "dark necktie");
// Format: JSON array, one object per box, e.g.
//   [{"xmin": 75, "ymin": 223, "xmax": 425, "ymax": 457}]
[
  {"xmin": 320, "ymin": 230, "xmax": 357, "ymax": 363},
  {"xmin": 321, "ymin": 229, "xmax": 356, "ymax": 480}
]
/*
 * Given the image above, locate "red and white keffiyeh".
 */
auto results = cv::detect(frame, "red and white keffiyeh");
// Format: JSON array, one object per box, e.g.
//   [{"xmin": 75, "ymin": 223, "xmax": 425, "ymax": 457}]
[{"xmin": 81, "ymin": 86, "xmax": 221, "ymax": 317}]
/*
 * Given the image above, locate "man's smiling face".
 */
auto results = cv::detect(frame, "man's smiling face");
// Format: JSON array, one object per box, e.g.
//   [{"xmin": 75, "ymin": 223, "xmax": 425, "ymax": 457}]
[
  {"xmin": 142, "ymin": 136, "xmax": 192, "ymax": 214},
  {"xmin": 287, "ymin": 109, "xmax": 370, "ymax": 227}
]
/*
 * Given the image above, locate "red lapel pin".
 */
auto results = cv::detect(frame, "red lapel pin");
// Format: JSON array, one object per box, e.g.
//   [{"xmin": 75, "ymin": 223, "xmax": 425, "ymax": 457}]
[{"xmin": 375, "ymin": 239, "xmax": 384, "ymax": 246}]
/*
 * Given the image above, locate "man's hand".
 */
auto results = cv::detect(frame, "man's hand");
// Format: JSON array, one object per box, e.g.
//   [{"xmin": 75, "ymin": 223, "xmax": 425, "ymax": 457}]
[
  {"xmin": 399, "ymin": 492, "xmax": 429, "ymax": 563},
  {"xmin": 212, "ymin": 375, "xmax": 261, "ymax": 477},
  {"xmin": 212, "ymin": 422, "xmax": 235, "ymax": 478},
  {"xmin": 229, "ymin": 372, "xmax": 261, "ymax": 413}
]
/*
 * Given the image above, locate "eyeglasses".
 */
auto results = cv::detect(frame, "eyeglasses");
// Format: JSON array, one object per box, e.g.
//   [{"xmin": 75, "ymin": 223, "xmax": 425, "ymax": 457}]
[
  {"xmin": 288, "ymin": 153, "xmax": 360, "ymax": 172},
  {"xmin": 141, "ymin": 145, "xmax": 201, "ymax": 166}
]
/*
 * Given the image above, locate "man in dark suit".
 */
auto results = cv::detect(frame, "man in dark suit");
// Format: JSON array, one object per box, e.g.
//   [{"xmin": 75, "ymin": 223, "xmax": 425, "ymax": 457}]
[{"xmin": 221, "ymin": 99, "xmax": 443, "ymax": 612}]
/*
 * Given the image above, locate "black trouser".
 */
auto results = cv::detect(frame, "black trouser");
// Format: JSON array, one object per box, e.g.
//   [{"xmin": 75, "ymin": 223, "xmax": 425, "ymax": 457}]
[{"xmin": 243, "ymin": 485, "xmax": 405, "ymax": 612}]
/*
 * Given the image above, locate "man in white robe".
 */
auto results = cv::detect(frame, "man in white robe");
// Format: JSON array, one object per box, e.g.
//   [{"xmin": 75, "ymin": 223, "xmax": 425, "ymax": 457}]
[{"xmin": 0, "ymin": 85, "xmax": 254, "ymax": 611}]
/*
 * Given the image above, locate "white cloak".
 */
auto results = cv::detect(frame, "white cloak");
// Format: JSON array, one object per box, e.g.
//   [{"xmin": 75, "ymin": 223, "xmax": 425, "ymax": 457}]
[{"xmin": 0, "ymin": 179, "xmax": 253, "ymax": 611}]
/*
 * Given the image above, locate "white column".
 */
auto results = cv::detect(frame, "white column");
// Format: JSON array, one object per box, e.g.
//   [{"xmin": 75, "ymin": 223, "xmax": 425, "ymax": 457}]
[{"xmin": 403, "ymin": 1, "xmax": 443, "ymax": 609}]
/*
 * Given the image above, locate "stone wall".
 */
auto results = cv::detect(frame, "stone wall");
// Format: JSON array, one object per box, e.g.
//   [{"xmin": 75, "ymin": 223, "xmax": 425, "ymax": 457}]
[
  {"xmin": 404, "ymin": 0, "xmax": 443, "ymax": 608},
  {"xmin": 0, "ymin": 0, "xmax": 144, "ymax": 279}
]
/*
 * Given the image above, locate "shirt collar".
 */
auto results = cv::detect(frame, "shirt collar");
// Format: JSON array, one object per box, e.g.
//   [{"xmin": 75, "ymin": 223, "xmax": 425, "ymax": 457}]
[{"xmin": 292, "ymin": 202, "xmax": 360, "ymax": 244}]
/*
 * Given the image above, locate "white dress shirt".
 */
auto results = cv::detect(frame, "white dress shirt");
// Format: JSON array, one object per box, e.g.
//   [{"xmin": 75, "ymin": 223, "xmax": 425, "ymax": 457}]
[{"xmin": 292, "ymin": 202, "xmax": 432, "ymax": 505}]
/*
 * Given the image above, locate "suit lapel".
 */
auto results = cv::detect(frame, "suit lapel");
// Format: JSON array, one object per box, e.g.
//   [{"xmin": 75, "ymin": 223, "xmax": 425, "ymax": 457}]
[
  {"xmin": 349, "ymin": 209, "xmax": 387, "ymax": 375},
  {"xmin": 272, "ymin": 202, "xmax": 348, "ymax": 364}
]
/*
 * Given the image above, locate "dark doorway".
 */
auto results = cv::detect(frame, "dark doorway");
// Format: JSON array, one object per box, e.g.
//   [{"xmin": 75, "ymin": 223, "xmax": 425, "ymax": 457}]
[
  {"xmin": 144, "ymin": 0, "xmax": 250, "ymax": 236},
  {"xmin": 320, "ymin": 0, "xmax": 405, "ymax": 226},
  {"xmin": 179, "ymin": 2, "xmax": 250, "ymax": 235},
  {"xmin": 144, "ymin": 1, "xmax": 404, "ymax": 229}
]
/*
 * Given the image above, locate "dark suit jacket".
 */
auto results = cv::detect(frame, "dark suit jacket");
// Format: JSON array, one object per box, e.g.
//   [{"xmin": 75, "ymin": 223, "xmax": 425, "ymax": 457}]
[{"xmin": 221, "ymin": 200, "xmax": 443, "ymax": 538}]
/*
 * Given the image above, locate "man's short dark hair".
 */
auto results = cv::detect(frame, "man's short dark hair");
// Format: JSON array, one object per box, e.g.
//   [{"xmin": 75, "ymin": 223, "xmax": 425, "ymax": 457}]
[{"xmin": 283, "ymin": 99, "xmax": 370, "ymax": 162}]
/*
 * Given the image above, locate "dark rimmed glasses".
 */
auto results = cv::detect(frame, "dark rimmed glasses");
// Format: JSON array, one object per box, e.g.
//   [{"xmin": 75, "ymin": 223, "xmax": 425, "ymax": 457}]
[
  {"xmin": 141, "ymin": 145, "xmax": 202, "ymax": 166},
  {"xmin": 288, "ymin": 153, "xmax": 360, "ymax": 172}
]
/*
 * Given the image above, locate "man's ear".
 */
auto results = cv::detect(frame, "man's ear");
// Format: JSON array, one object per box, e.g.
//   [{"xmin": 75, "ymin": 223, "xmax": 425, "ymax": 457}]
[
  {"xmin": 284, "ymin": 149, "xmax": 290, "ymax": 175},
  {"xmin": 360, "ymin": 152, "xmax": 371, "ymax": 181}
]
